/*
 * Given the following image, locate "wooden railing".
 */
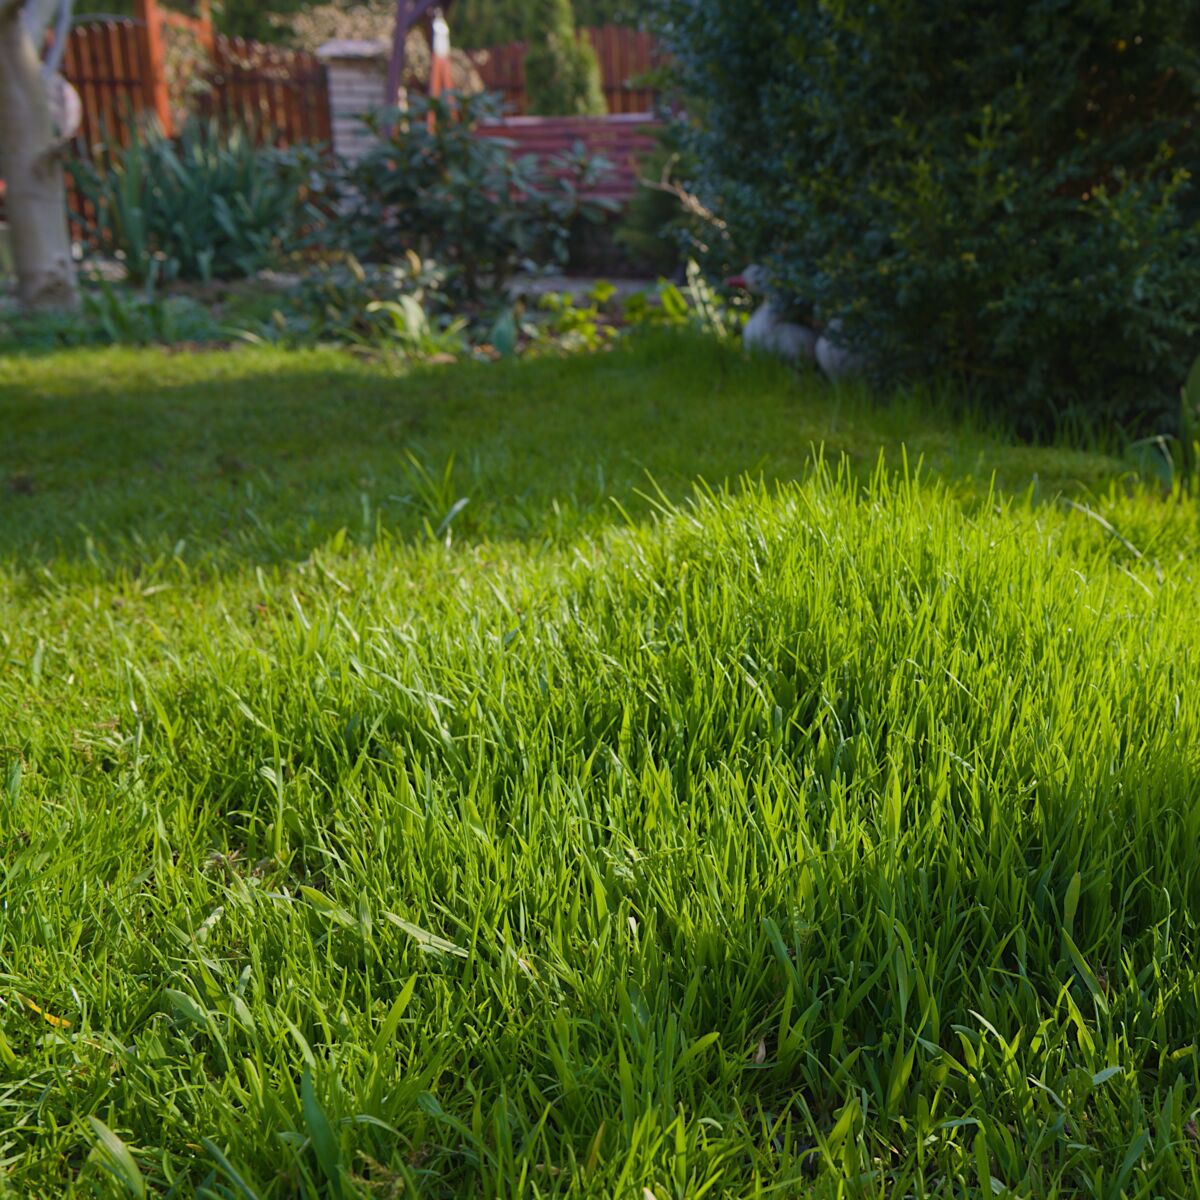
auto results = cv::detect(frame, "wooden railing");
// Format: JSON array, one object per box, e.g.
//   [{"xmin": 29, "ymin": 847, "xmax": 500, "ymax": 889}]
[{"xmin": 477, "ymin": 113, "xmax": 662, "ymax": 205}]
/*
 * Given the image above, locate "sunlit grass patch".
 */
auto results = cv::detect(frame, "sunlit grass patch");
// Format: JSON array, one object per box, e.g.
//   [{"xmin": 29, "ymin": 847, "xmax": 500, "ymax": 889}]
[{"xmin": 2, "ymin": 336, "xmax": 1198, "ymax": 1197}]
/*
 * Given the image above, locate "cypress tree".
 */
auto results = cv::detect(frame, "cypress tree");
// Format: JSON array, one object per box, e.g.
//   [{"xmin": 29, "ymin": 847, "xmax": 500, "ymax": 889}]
[{"xmin": 523, "ymin": 0, "xmax": 605, "ymax": 116}]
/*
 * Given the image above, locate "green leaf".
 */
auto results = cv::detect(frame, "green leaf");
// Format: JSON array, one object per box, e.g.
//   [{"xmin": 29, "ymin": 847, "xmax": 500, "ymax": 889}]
[
  {"xmin": 201, "ymin": 1137, "xmax": 264, "ymax": 1200},
  {"xmin": 301, "ymin": 1070, "xmax": 343, "ymax": 1197},
  {"xmin": 1062, "ymin": 931, "xmax": 1109, "ymax": 1016},
  {"xmin": 490, "ymin": 307, "xmax": 519, "ymax": 358},
  {"xmin": 674, "ymin": 1030, "xmax": 720, "ymax": 1072},
  {"xmin": 1063, "ymin": 871, "xmax": 1081, "ymax": 938},
  {"xmin": 385, "ymin": 912, "xmax": 469, "ymax": 958},
  {"xmin": 299, "ymin": 886, "xmax": 356, "ymax": 928},
  {"xmin": 87, "ymin": 1118, "xmax": 146, "ymax": 1199},
  {"xmin": 163, "ymin": 988, "xmax": 209, "ymax": 1028},
  {"xmin": 372, "ymin": 977, "xmax": 418, "ymax": 1059}
]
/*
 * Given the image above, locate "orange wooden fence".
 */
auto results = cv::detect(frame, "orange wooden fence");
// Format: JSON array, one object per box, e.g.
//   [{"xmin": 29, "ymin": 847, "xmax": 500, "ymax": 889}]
[
  {"xmin": 61, "ymin": 0, "xmax": 330, "ymax": 149},
  {"xmin": 474, "ymin": 26, "xmax": 659, "ymax": 115},
  {"xmin": 205, "ymin": 37, "xmax": 332, "ymax": 144},
  {"xmin": 61, "ymin": 18, "xmax": 150, "ymax": 150}
]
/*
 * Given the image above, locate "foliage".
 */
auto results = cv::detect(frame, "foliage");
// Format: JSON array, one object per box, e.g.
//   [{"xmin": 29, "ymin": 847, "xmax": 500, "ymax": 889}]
[
  {"xmin": 0, "ymin": 280, "xmax": 222, "ymax": 350},
  {"xmin": 451, "ymin": 0, "xmax": 520, "ymax": 47},
  {"xmin": 71, "ymin": 119, "xmax": 324, "ymax": 285},
  {"xmin": 655, "ymin": 0, "xmax": 1200, "ymax": 433},
  {"xmin": 4, "ymin": 338, "xmax": 1200, "ymax": 1196},
  {"xmin": 523, "ymin": 0, "xmax": 606, "ymax": 116},
  {"xmin": 453, "ymin": 0, "xmax": 642, "ymax": 48},
  {"xmin": 366, "ymin": 296, "xmax": 469, "ymax": 361},
  {"xmin": 243, "ymin": 253, "xmax": 469, "ymax": 362},
  {"xmin": 213, "ymin": 0, "xmax": 308, "ymax": 40},
  {"xmin": 521, "ymin": 282, "xmax": 620, "ymax": 354},
  {"xmin": 76, "ymin": 0, "xmax": 314, "ymax": 41},
  {"xmin": 75, "ymin": 0, "xmax": 643, "ymax": 47},
  {"xmin": 267, "ymin": 253, "xmax": 449, "ymax": 342},
  {"xmin": 73, "ymin": 0, "xmax": 291, "ymax": 39},
  {"xmin": 244, "ymin": 254, "xmax": 733, "ymax": 361},
  {"xmin": 571, "ymin": 0, "xmax": 641, "ymax": 26},
  {"xmin": 344, "ymin": 91, "xmax": 615, "ymax": 303}
]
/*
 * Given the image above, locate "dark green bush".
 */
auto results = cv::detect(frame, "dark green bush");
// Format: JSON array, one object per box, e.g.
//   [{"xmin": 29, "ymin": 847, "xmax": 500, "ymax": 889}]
[
  {"xmin": 655, "ymin": 0, "xmax": 1200, "ymax": 431},
  {"xmin": 345, "ymin": 92, "xmax": 615, "ymax": 304},
  {"xmin": 72, "ymin": 120, "xmax": 324, "ymax": 284}
]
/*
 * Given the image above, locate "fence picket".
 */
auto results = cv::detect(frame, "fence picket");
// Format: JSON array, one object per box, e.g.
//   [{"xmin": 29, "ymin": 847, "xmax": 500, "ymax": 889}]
[{"xmin": 51, "ymin": 14, "xmax": 332, "ymax": 236}]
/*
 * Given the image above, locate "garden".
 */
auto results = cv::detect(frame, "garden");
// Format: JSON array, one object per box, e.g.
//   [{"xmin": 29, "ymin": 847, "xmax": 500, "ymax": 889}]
[{"xmin": 2, "ymin": 1, "xmax": 1200, "ymax": 1198}]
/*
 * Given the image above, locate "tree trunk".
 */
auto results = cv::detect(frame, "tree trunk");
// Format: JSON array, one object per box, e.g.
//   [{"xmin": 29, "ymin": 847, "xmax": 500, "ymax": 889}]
[{"xmin": 0, "ymin": 2, "xmax": 79, "ymax": 312}]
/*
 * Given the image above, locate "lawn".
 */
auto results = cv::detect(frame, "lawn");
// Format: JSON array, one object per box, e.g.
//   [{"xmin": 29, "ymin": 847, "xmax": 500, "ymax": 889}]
[{"xmin": 2, "ymin": 335, "xmax": 1199, "ymax": 1198}]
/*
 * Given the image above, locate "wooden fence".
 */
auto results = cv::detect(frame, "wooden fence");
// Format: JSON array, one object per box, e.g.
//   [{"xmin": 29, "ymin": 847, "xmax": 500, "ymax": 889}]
[
  {"xmin": 474, "ymin": 26, "xmax": 659, "ymax": 115},
  {"xmin": 61, "ymin": 18, "xmax": 153, "ymax": 152},
  {"xmin": 62, "ymin": 0, "xmax": 330, "ymax": 149},
  {"xmin": 477, "ymin": 114, "xmax": 662, "ymax": 205},
  {"xmin": 205, "ymin": 37, "xmax": 332, "ymax": 144}
]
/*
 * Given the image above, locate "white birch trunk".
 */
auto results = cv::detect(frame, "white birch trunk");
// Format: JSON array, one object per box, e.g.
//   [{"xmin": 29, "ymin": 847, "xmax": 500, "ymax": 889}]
[{"xmin": 0, "ymin": 0, "xmax": 79, "ymax": 312}]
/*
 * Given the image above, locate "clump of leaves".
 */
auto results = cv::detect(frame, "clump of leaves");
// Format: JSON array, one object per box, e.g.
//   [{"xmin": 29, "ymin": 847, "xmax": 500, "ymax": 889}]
[
  {"xmin": 0, "ymin": 279, "xmax": 222, "ymax": 350},
  {"xmin": 72, "ymin": 118, "xmax": 326, "ymax": 285},
  {"xmin": 243, "ymin": 253, "xmax": 466, "ymax": 362},
  {"xmin": 494, "ymin": 266, "xmax": 740, "ymax": 358},
  {"xmin": 343, "ymin": 91, "xmax": 616, "ymax": 305},
  {"xmin": 528, "ymin": 286, "xmax": 618, "ymax": 354}
]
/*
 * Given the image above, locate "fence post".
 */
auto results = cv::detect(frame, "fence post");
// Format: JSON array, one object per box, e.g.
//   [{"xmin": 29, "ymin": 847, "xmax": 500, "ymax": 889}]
[
  {"xmin": 134, "ymin": 0, "xmax": 172, "ymax": 135},
  {"xmin": 196, "ymin": 0, "xmax": 215, "ymax": 54}
]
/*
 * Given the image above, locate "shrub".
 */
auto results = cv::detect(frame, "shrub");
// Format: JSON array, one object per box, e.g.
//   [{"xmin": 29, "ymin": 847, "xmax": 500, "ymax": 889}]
[
  {"xmin": 345, "ymin": 91, "xmax": 614, "ymax": 303},
  {"xmin": 655, "ymin": 0, "xmax": 1200, "ymax": 432},
  {"xmin": 72, "ymin": 119, "xmax": 324, "ymax": 284},
  {"xmin": 244, "ymin": 253, "xmax": 465, "ymax": 358},
  {"xmin": 524, "ymin": 0, "xmax": 606, "ymax": 116}
]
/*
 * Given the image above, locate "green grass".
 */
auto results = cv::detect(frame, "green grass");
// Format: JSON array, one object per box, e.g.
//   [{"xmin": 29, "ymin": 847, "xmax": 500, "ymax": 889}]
[{"xmin": 2, "ymin": 335, "xmax": 1199, "ymax": 1198}]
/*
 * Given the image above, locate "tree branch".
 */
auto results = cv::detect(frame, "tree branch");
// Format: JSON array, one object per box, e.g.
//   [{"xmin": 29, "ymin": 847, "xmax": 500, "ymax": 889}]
[
  {"xmin": 42, "ymin": 0, "xmax": 73, "ymax": 79},
  {"xmin": 639, "ymin": 153, "xmax": 727, "ymax": 231}
]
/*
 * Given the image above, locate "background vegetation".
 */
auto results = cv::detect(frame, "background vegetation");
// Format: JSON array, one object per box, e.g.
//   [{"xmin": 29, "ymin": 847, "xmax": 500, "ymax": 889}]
[
  {"xmin": 74, "ymin": 0, "xmax": 641, "ymax": 44},
  {"xmin": 654, "ymin": 0, "xmax": 1200, "ymax": 434},
  {"xmin": 454, "ymin": 0, "xmax": 640, "ymax": 47}
]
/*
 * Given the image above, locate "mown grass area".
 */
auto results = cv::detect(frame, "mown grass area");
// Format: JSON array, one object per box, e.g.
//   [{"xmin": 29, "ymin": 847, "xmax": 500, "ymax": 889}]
[{"xmin": 2, "ymin": 335, "xmax": 1199, "ymax": 1198}]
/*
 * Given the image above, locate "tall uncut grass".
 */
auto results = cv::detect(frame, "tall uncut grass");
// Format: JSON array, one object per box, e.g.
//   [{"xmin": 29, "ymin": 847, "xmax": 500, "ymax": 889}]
[{"xmin": 2, "ymin": 340, "xmax": 1199, "ymax": 1197}]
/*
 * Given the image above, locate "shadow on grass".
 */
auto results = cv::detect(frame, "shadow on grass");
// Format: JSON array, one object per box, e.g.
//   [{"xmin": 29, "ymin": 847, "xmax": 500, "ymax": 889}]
[{"xmin": 0, "ymin": 332, "xmax": 1126, "ymax": 579}]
